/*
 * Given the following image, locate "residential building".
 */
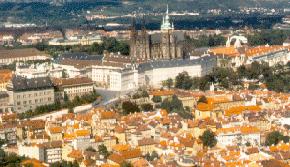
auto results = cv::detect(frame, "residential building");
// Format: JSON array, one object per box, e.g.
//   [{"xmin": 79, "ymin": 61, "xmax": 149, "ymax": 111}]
[
  {"xmin": 15, "ymin": 62, "xmax": 63, "ymax": 79},
  {"xmin": 0, "ymin": 123, "xmax": 17, "ymax": 145},
  {"xmin": 208, "ymin": 42, "xmax": 290, "ymax": 68},
  {"xmin": 0, "ymin": 48, "xmax": 51, "ymax": 65},
  {"xmin": 52, "ymin": 77, "xmax": 94, "ymax": 101},
  {"xmin": 48, "ymin": 35, "xmax": 102, "ymax": 46},
  {"xmin": 7, "ymin": 76, "xmax": 55, "ymax": 113},
  {"xmin": 18, "ymin": 141, "xmax": 62, "ymax": 164},
  {"xmin": 216, "ymin": 126, "xmax": 260, "ymax": 146},
  {"xmin": 0, "ymin": 91, "xmax": 13, "ymax": 113}
]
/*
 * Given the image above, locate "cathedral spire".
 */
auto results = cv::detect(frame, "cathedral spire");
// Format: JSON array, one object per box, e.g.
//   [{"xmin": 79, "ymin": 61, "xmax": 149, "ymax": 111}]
[{"xmin": 161, "ymin": 4, "xmax": 174, "ymax": 31}]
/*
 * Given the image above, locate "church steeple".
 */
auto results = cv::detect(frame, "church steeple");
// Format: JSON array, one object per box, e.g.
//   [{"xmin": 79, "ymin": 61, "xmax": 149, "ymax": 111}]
[{"xmin": 161, "ymin": 4, "xmax": 174, "ymax": 31}]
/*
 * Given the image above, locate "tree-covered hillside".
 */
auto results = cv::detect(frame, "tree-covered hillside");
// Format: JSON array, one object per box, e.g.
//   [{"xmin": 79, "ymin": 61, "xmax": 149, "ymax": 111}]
[{"xmin": 0, "ymin": 0, "xmax": 288, "ymax": 28}]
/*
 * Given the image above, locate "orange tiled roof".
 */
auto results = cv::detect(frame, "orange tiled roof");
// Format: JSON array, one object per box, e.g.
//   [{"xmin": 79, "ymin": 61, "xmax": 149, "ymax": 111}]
[
  {"xmin": 75, "ymin": 129, "xmax": 90, "ymax": 137},
  {"xmin": 68, "ymin": 149, "xmax": 83, "ymax": 159},
  {"xmin": 224, "ymin": 105, "xmax": 261, "ymax": 116},
  {"xmin": 21, "ymin": 159, "xmax": 46, "ymax": 167},
  {"xmin": 132, "ymin": 158, "xmax": 149, "ymax": 167},
  {"xmin": 149, "ymin": 90, "xmax": 175, "ymax": 96},
  {"xmin": 108, "ymin": 153, "xmax": 124, "ymax": 164},
  {"xmin": 49, "ymin": 126, "xmax": 62, "ymax": 134},
  {"xmin": 121, "ymin": 148, "xmax": 142, "ymax": 160},
  {"xmin": 0, "ymin": 69, "xmax": 12, "ymax": 83},
  {"xmin": 64, "ymin": 133, "xmax": 75, "ymax": 140},
  {"xmin": 209, "ymin": 46, "xmax": 240, "ymax": 57},
  {"xmin": 95, "ymin": 135, "xmax": 103, "ymax": 142},
  {"xmin": 269, "ymin": 143, "xmax": 290, "ymax": 152},
  {"xmin": 197, "ymin": 102, "xmax": 214, "ymax": 111},
  {"xmin": 245, "ymin": 45, "xmax": 285, "ymax": 57},
  {"xmin": 112, "ymin": 144, "xmax": 131, "ymax": 152},
  {"xmin": 100, "ymin": 111, "xmax": 116, "ymax": 120},
  {"xmin": 216, "ymin": 126, "xmax": 259, "ymax": 135},
  {"xmin": 1, "ymin": 113, "xmax": 17, "ymax": 121},
  {"xmin": 101, "ymin": 164, "xmax": 120, "ymax": 167}
]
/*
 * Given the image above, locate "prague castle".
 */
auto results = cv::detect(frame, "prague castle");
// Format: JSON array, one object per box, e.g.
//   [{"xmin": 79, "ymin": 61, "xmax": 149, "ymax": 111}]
[{"xmin": 130, "ymin": 6, "xmax": 186, "ymax": 60}]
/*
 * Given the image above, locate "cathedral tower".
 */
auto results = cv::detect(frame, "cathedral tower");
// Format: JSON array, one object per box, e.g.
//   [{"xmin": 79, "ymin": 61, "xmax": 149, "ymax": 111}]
[{"xmin": 161, "ymin": 5, "xmax": 175, "ymax": 59}]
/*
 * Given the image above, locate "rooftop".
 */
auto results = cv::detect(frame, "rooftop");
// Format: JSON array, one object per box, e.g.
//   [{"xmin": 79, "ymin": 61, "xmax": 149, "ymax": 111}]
[
  {"xmin": 9, "ymin": 76, "xmax": 53, "ymax": 91},
  {"xmin": 0, "ymin": 48, "xmax": 49, "ymax": 59}
]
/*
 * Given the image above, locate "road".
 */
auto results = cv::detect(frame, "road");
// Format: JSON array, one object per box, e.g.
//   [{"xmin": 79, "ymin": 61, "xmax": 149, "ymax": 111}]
[{"xmin": 31, "ymin": 88, "xmax": 132, "ymax": 120}]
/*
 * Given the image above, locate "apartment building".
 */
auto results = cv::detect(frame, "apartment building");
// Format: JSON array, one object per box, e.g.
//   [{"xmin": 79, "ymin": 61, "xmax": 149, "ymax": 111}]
[
  {"xmin": 0, "ymin": 91, "xmax": 13, "ymax": 113},
  {"xmin": 7, "ymin": 76, "xmax": 55, "ymax": 113},
  {"xmin": 18, "ymin": 141, "xmax": 62, "ymax": 164},
  {"xmin": 52, "ymin": 77, "xmax": 94, "ymax": 101}
]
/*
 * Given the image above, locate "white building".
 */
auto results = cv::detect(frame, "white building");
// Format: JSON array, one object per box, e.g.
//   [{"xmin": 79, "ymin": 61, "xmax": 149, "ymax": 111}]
[
  {"xmin": 0, "ymin": 48, "xmax": 51, "ymax": 65},
  {"xmin": 52, "ymin": 77, "xmax": 94, "ymax": 101},
  {"xmin": 247, "ymin": 49, "xmax": 290, "ymax": 67},
  {"xmin": 48, "ymin": 35, "xmax": 102, "ymax": 46},
  {"xmin": 18, "ymin": 141, "xmax": 62, "ymax": 164},
  {"xmin": 216, "ymin": 126, "xmax": 260, "ymax": 147},
  {"xmin": 0, "ymin": 35, "xmax": 14, "ymax": 45},
  {"xmin": 55, "ymin": 60, "xmax": 138, "ymax": 91},
  {"xmin": 138, "ymin": 56, "xmax": 216, "ymax": 88},
  {"xmin": 15, "ymin": 62, "xmax": 64, "ymax": 79},
  {"xmin": 89, "ymin": 65, "xmax": 138, "ymax": 91}
]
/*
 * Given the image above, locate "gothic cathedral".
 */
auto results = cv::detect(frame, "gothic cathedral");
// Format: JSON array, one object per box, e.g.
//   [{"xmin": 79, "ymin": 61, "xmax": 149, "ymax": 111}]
[{"xmin": 130, "ymin": 5, "xmax": 186, "ymax": 60}]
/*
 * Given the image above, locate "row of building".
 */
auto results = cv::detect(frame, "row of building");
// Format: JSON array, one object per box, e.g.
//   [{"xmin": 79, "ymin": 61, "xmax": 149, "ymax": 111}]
[
  {"xmin": 0, "ymin": 88, "xmax": 288, "ymax": 166},
  {"xmin": 0, "ymin": 68, "xmax": 95, "ymax": 113}
]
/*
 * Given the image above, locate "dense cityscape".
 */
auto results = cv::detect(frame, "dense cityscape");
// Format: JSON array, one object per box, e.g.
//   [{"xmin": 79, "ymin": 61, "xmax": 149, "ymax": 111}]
[{"xmin": 0, "ymin": 1, "xmax": 289, "ymax": 167}]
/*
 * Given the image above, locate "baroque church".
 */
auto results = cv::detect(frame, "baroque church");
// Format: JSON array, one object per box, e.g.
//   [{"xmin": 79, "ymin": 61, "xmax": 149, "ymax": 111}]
[{"xmin": 130, "ymin": 6, "xmax": 186, "ymax": 60}]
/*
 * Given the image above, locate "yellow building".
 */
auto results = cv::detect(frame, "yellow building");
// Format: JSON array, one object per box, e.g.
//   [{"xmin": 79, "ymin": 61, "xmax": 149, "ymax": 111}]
[
  {"xmin": 47, "ymin": 126, "xmax": 63, "ymax": 141},
  {"xmin": 137, "ymin": 138, "xmax": 157, "ymax": 154},
  {"xmin": 195, "ymin": 96, "xmax": 245, "ymax": 120},
  {"xmin": 114, "ymin": 126, "xmax": 126, "ymax": 144}
]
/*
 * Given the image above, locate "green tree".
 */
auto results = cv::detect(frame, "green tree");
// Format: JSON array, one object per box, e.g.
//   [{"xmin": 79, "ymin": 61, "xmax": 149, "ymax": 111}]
[
  {"xmin": 162, "ymin": 78, "xmax": 174, "ymax": 89},
  {"xmin": 152, "ymin": 96, "xmax": 162, "ymax": 103},
  {"xmin": 160, "ymin": 95, "xmax": 192, "ymax": 118},
  {"xmin": 85, "ymin": 146, "xmax": 97, "ymax": 152},
  {"xmin": 144, "ymin": 151, "xmax": 159, "ymax": 161},
  {"xmin": 68, "ymin": 106, "xmax": 74, "ymax": 113},
  {"xmin": 98, "ymin": 144, "xmax": 110, "ymax": 159},
  {"xmin": 199, "ymin": 130, "xmax": 217, "ymax": 148},
  {"xmin": 175, "ymin": 72, "xmax": 193, "ymax": 90},
  {"xmin": 197, "ymin": 95, "xmax": 207, "ymax": 104},
  {"xmin": 121, "ymin": 161, "xmax": 132, "ymax": 167},
  {"xmin": 161, "ymin": 95, "xmax": 184, "ymax": 113},
  {"xmin": 247, "ymin": 30, "xmax": 290, "ymax": 46},
  {"xmin": 122, "ymin": 101, "xmax": 140, "ymax": 115},
  {"xmin": 0, "ymin": 149, "xmax": 25, "ymax": 167},
  {"xmin": 64, "ymin": 92, "xmax": 69, "ymax": 103},
  {"xmin": 248, "ymin": 83, "xmax": 259, "ymax": 90},
  {"xmin": 0, "ymin": 139, "xmax": 6, "ymax": 148},
  {"xmin": 191, "ymin": 77, "xmax": 201, "ymax": 90},
  {"xmin": 237, "ymin": 65, "xmax": 248, "ymax": 79},
  {"xmin": 141, "ymin": 103, "xmax": 153, "ymax": 112},
  {"xmin": 265, "ymin": 131, "xmax": 289, "ymax": 146}
]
